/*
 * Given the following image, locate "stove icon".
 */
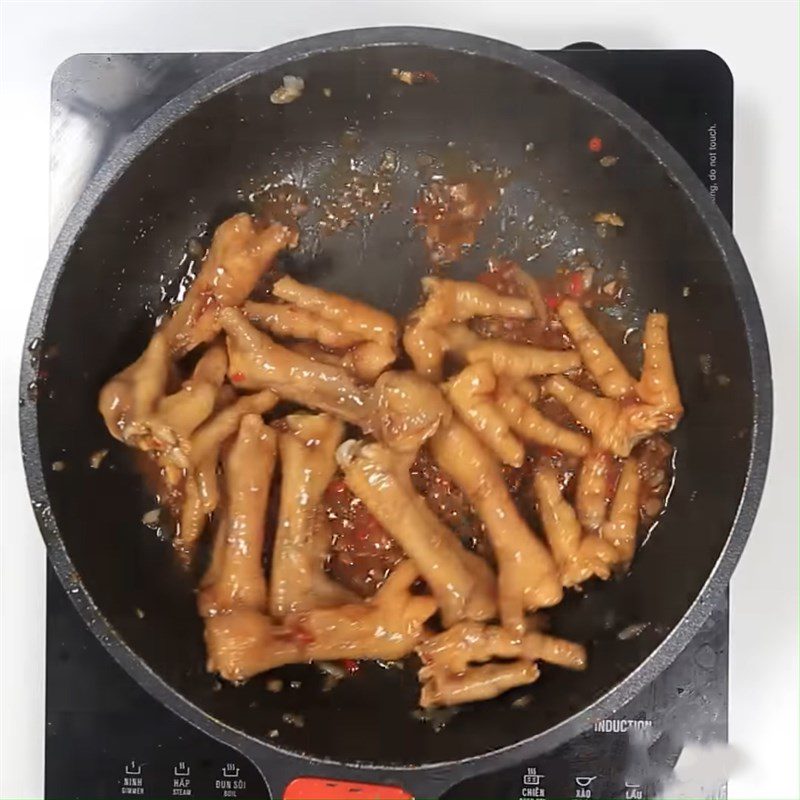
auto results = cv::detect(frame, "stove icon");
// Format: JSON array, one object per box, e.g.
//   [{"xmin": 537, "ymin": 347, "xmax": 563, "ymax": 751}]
[
  {"xmin": 523, "ymin": 768, "xmax": 544, "ymax": 786},
  {"xmin": 222, "ymin": 763, "xmax": 240, "ymax": 779},
  {"xmin": 624, "ymin": 781, "xmax": 643, "ymax": 799}
]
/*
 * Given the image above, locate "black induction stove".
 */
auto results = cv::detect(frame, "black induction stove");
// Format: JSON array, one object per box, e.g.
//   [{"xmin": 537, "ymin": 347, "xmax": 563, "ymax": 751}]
[{"xmin": 45, "ymin": 46, "xmax": 733, "ymax": 800}]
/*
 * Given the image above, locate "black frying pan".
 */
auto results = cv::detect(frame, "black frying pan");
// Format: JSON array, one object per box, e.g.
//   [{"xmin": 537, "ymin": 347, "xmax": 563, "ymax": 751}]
[{"xmin": 20, "ymin": 28, "xmax": 771, "ymax": 799}]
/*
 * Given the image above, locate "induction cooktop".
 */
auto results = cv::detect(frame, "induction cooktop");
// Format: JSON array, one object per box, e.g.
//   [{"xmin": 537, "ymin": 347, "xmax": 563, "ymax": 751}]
[{"xmin": 45, "ymin": 46, "xmax": 733, "ymax": 800}]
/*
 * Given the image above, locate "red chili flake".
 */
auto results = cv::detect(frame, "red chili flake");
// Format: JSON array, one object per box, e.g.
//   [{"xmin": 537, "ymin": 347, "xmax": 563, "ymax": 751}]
[
  {"xmin": 568, "ymin": 272, "xmax": 585, "ymax": 297},
  {"xmin": 544, "ymin": 294, "xmax": 560, "ymax": 311},
  {"xmin": 588, "ymin": 136, "xmax": 603, "ymax": 153},
  {"xmin": 342, "ymin": 659, "xmax": 360, "ymax": 675},
  {"xmin": 230, "ymin": 371, "xmax": 246, "ymax": 383}
]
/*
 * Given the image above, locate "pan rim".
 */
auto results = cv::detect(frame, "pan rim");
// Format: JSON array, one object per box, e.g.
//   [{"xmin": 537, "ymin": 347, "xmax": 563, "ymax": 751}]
[{"xmin": 19, "ymin": 25, "xmax": 772, "ymax": 784}]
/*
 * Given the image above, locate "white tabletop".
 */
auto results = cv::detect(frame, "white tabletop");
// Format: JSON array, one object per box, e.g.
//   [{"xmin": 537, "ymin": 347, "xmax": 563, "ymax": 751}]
[{"xmin": 1, "ymin": 2, "xmax": 797, "ymax": 798}]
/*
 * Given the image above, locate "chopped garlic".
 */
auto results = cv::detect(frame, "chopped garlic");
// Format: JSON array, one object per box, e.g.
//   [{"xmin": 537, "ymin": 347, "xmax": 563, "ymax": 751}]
[
  {"xmin": 593, "ymin": 211, "xmax": 625, "ymax": 227},
  {"xmin": 271, "ymin": 75, "xmax": 304, "ymax": 105}
]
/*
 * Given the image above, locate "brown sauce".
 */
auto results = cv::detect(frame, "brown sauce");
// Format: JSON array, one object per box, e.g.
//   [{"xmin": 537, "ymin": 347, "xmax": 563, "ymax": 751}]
[
  {"xmin": 322, "ymin": 478, "xmax": 403, "ymax": 597},
  {"xmin": 472, "ymin": 260, "xmax": 570, "ymax": 349},
  {"xmin": 470, "ymin": 316, "xmax": 570, "ymax": 350},
  {"xmin": 409, "ymin": 447, "xmax": 489, "ymax": 557},
  {"xmin": 254, "ymin": 183, "xmax": 310, "ymax": 228},
  {"xmin": 634, "ymin": 435, "xmax": 674, "ymax": 524},
  {"xmin": 414, "ymin": 174, "xmax": 500, "ymax": 265}
]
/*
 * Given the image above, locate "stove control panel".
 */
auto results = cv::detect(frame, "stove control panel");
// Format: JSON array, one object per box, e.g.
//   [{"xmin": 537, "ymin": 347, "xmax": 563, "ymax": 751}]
[
  {"xmin": 443, "ymin": 733, "xmax": 663, "ymax": 800},
  {"xmin": 47, "ymin": 726, "xmax": 268, "ymax": 799},
  {"xmin": 118, "ymin": 758, "xmax": 265, "ymax": 800}
]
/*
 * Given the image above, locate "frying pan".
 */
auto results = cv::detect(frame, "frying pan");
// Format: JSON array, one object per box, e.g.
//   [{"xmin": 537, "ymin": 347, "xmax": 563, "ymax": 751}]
[{"xmin": 20, "ymin": 27, "xmax": 771, "ymax": 799}]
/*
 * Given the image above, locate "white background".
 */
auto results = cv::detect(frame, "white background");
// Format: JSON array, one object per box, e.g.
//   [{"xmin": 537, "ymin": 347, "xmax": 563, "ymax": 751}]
[{"xmin": 1, "ymin": 2, "xmax": 797, "ymax": 798}]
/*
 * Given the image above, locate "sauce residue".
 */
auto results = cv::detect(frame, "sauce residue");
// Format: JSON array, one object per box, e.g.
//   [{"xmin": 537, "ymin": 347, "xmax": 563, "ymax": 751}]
[
  {"xmin": 634, "ymin": 435, "xmax": 674, "ymax": 524},
  {"xmin": 472, "ymin": 259, "xmax": 569, "ymax": 349},
  {"xmin": 317, "ymin": 143, "xmax": 398, "ymax": 235},
  {"xmin": 391, "ymin": 68, "xmax": 439, "ymax": 85},
  {"xmin": 414, "ymin": 172, "xmax": 501, "ymax": 265},
  {"xmin": 322, "ymin": 478, "xmax": 403, "ymax": 596},
  {"xmin": 255, "ymin": 182, "xmax": 310, "ymax": 228},
  {"xmin": 410, "ymin": 447, "xmax": 487, "ymax": 555}
]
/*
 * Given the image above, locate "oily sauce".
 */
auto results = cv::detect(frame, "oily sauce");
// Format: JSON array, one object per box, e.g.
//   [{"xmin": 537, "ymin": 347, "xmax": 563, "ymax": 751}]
[
  {"xmin": 414, "ymin": 174, "xmax": 500, "ymax": 265},
  {"xmin": 322, "ymin": 479, "xmax": 403, "ymax": 597},
  {"xmin": 409, "ymin": 447, "xmax": 489, "ymax": 558}
]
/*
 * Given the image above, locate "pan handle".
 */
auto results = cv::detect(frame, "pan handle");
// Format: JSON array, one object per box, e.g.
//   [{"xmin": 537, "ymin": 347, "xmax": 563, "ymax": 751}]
[
  {"xmin": 278, "ymin": 772, "xmax": 456, "ymax": 800},
  {"xmin": 246, "ymin": 750, "xmax": 459, "ymax": 800},
  {"xmin": 283, "ymin": 777, "xmax": 412, "ymax": 799}
]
